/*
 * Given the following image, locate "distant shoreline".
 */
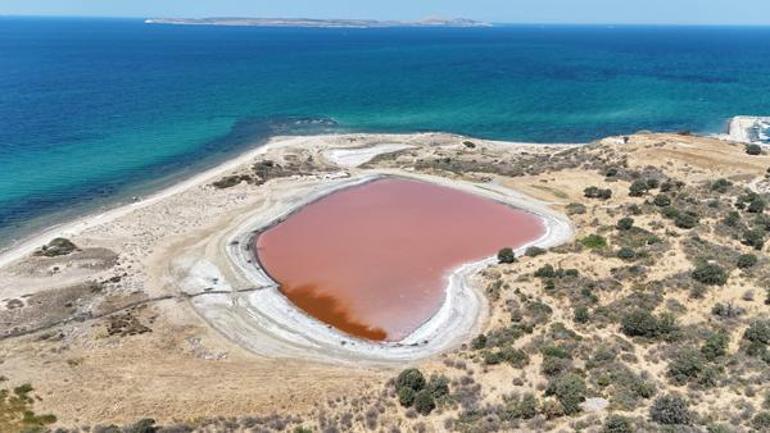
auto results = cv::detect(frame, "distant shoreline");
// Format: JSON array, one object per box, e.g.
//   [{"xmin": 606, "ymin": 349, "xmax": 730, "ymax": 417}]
[{"xmin": 144, "ymin": 17, "xmax": 492, "ymax": 28}]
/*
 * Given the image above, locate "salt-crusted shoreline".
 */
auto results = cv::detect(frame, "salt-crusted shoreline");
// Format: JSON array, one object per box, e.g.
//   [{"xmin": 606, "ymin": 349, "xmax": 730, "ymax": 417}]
[{"xmin": 191, "ymin": 171, "xmax": 573, "ymax": 365}]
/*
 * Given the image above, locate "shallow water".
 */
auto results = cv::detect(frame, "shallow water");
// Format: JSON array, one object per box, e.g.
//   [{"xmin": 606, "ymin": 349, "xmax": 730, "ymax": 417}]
[{"xmin": 255, "ymin": 178, "xmax": 545, "ymax": 341}]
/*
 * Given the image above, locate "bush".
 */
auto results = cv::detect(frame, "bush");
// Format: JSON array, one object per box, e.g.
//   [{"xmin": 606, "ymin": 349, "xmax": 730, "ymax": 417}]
[
  {"xmin": 621, "ymin": 310, "xmax": 672, "ymax": 338},
  {"xmin": 396, "ymin": 369, "xmax": 426, "ymax": 393},
  {"xmin": 617, "ymin": 247, "xmax": 636, "ymax": 261},
  {"xmin": 471, "ymin": 334, "xmax": 487, "ymax": 350},
  {"xmin": 744, "ymin": 320, "xmax": 770, "ymax": 345},
  {"xmin": 743, "ymin": 228, "xmax": 766, "ymax": 250},
  {"xmin": 737, "ymin": 254, "xmax": 758, "ymax": 269},
  {"xmin": 617, "ymin": 217, "xmax": 635, "ymax": 231},
  {"xmin": 674, "ymin": 213, "xmax": 699, "ymax": 229},
  {"xmin": 748, "ymin": 197, "xmax": 767, "ymax": 213},
  {"xmin": 427, "ymin": 374, "xmax": 450, "ymax": 400},
  {"xmin": 413, "ymin": 390, "xmax": 436, "ymax": 415},
  {"xmin": 567, "ymin": 203, "xmax": 587, "ymax": 215},
  {"xmin": 534, "ymin": 264, "xmax": 556, "ymax": 278},
  {"xmin": 398, "ymin": 387, "xmax": 416, "ymax": 407},
  {"xmin": 649, "ymin": 395, "xmax": 692, "ymax": 425},
  {"xmin": 653, "ymin": 194, "xmax": 672, "ymax": 207},
  {"xmin": 545, "ymin": 373, "xmax": 586, "ymax": 415},
  {"xmin": 629, "ymin": 180, "xmax": 650, "ymax": 197},
  {"xmin": 691, "ymin": 263, "xmax": 728, "ymax": 286},
  {"xmin": 585, "ymin": 186, "xmax": 613, "ymax": 200},
  {"xmin": 506, "ymin": 393, "xmax": 539, "ymax": 420},
  {"xmin": 746, "ymin": 144, "xmax": 763, "ymax": 155},
  {"xmin": 711, "ymin": 178, "xmax": 732, "ymax": 192},
  {"xmin": 497, "ymin": 247, "xmax": 517, "ymax": 264},
  {"xmin": 125, "ymin": 419, "xmax": 158, "ymax": 433},
  {"xmin": 701, "ymin": 331, "xmax": 729, "ymax": 361},
  {"xmin": 603, "ymin": 415, "xmax": 633, "ymax": 433},
  {"xmin": 667, "ymin": 349, "xmax": 706, "ymax": 385},
  {"xmin": 753, "ymin": 412, "xmax": 770, "ymax": 430},
  {"xmin": 581, "ymin": 234, "xmax": 607, "ymax": 250},
  {"xmin": 525, "ymin": 246, "xmax": 547, "ymax": 257},
  {"xmin": 574, "ymin": 306, "xmax": 590, "ymax": 324}
]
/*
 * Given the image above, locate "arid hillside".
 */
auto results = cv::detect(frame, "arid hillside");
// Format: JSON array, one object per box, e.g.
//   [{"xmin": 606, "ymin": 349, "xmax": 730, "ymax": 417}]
[{"xmin": 1, "ymin": 132, "xmax": 769, "ymax": 433}]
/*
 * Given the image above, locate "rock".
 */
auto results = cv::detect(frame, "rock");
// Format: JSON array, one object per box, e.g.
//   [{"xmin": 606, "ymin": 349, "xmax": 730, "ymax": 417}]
[
  {"xmin": 580, "ymin": 397, "xmax": 609, "ymax": 413},
  {"xmin": 35, "ymin": 237, "xmax": 78, "ymax": 257}
]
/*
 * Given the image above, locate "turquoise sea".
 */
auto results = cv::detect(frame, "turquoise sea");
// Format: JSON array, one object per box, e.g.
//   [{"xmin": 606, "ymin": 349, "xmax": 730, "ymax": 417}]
[{"xmin": 2, "ymin": 17, "xmax": 770, "ymax": 246}]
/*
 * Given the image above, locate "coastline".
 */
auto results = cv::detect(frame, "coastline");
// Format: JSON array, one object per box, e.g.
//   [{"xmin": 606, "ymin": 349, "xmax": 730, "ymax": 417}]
[{"xmin": 0, "ymin": 131, "xmax": 574, "ymax": 365}]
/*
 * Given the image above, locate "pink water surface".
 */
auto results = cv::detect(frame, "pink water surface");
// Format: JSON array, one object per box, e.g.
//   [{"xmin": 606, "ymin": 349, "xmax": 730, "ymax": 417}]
[{"xmin": 255, "ymin": 178, "xmax": 545, "ymax": 341}]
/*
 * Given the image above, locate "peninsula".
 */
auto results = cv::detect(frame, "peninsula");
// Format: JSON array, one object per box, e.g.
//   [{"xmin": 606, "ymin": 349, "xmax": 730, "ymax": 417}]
[
  {"xmin": 144, "ymin": 17, "xmax": 492, "ymax": 28},
  {"xmin": 2, "ymin": 126, "xmax": 770, "ymax": 433}
]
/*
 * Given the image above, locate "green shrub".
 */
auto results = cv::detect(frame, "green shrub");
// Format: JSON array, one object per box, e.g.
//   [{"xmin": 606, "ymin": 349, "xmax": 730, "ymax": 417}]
[
  {"xmin": 711, "ymin": 178, "xmax": 732, "ymax": 192},
  {"xmin": 653, "ymin": 194, "xmax": 672, "ymax": 207},
  {"xmin": 545, "ymin": 373, "xmax": 586, "ymax": 415},
  {"xmin": 620, "ymin": 310, "xmax": 677, "ymax": 340},
  {"xmin": 748, "ymin": 197, "xmax": 767, "ymax": 213},
  {"xmin": 603, "ymin": 415, "xmax": 633, "ymax": 433},
  {"xmin": 667, "ymin": 349, "xmax": 706, "ymax": 385},
  {"xmin": 485, "ymin": 347, "xmax": 530, "ymax": 368},
  {"xmin": 413, "ymin": 390, "xmax": 436, "ymax": 415},
  {"xmin": 649, "ymin": 395, "xmax": 692, "ymax": 425},
  {"xmin": 398, "ymin": 387, "xmax": 416, "ymax": 407},
  {"xmin": 617, "ymin": 247, "xmax": 636, "ymax": 261},
  {"xmin": 736, "ymin": 254, "xmax": 758, "ymax": 269},
  {"xmin": 581, "ymin": 234, "xmax": 608, "ymax": 249},
  {"xmin": 471, "ymin": 334, "xmax": 487, "ymax": 350},
  {"xmin": 674, "ymin": 212, "xmax": 699, "ymax": 229},
  {"xmin": 662, "ymin": 206, "xmax": 680, "ymax": 219},
  {"xmin": 744, "ymin": 320, "xmax": 770, "ymax": 345},
  {"xmin": 629, "ymin": 180, "xmax": 650, "ymax": 197},
  {"xmin": 753, "ymin": 412, "xmax": 770, "ymax": 430},
  {"xmin": 723, "ymin": 211, "xmax": 741, "ymax": 227},
  {"xmin": 124, "ymin": 419, "xmax": 158, "ymax": 433},
  {"xmin": 506, "ymin": 393, "xmax": 539, "ymax": 420},
  {"xmin": 691, "ymin": 263, "xmax": 728, "ymax": 286},
  {"xmin": 617, "ymin": 217, "xmax": 635, "ymax": 231},
  {"xmin": 585, "ymin": 186, "xmax": 613, "ymax": 200},
  {"xmin": 701, "ymin": 331, "xmax": 729, "ymax": 361},
  {"xmin": 534, "ymin": 264, "xmax": 556, "ymax": 278},
  {"xmin": 497, "ymin": 247, "xmax": 517, "ymax": 264},
  {"xmin": 427, "ymin": 374, "xmax": 449, "ymax": 400},
  {"xmin": 525, "ymin": 246, "xmax": 547, "ymax": 257},
  {"xmin": 574, "ymin": 306, "xmax": 590, "ymax": 324},
  {"xmin": 567, "ymin": 203, "xmax": 587, "ymax": 215},
  {"xmin": 396, "ymin": 368, "xmax": 426, "ymax": 392},
  {"xmin": 746, "ymin": 144, "xmax": 763, "ymax": 155},
  {"xmin": 743, "ymin": 228, "xmax": 766, "ymax": 250}
]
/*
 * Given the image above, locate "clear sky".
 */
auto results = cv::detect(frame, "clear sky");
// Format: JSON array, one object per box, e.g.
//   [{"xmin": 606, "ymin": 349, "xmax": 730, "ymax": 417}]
[{"xmin": 2, "ymin": 0, "xmax": 770, "ymax": 25}]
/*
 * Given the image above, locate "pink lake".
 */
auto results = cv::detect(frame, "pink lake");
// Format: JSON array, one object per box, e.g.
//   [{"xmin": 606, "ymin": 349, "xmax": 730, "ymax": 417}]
[{"xmin": 255, "ymin": 178, "xmax": 545, "ymax": 341}]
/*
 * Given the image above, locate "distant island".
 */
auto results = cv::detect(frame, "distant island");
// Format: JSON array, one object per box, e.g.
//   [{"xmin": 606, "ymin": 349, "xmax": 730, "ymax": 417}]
[{"xmin": 144, "ymin": 17, "xmax": 492, "ymax": 28}]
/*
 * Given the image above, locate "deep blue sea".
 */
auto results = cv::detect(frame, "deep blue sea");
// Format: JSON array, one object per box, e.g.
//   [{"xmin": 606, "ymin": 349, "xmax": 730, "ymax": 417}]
[{"xmin": 2, "ymin": 17, "xmax": 770, "ymax": 246}]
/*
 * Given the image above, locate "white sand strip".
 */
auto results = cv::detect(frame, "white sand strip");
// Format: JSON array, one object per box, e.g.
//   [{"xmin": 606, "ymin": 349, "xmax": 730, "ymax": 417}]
[{"xmin": 322, "ymin": 143, "xmax": 415, "ymax": 168}]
